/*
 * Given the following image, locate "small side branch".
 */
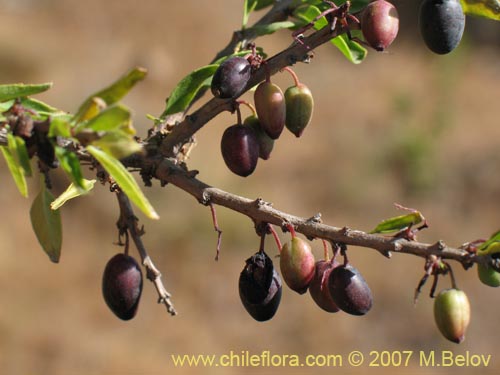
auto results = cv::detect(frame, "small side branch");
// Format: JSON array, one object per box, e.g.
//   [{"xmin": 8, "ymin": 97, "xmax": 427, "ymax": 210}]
[{"xmin": 116, "ymin": 191, "xmax": 177, "ymax": 316}]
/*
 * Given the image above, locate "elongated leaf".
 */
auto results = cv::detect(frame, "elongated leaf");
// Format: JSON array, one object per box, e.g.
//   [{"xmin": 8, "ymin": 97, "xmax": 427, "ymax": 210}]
[
  {"xmin": 55, "ymin": 146, "xmax": 85, "ymax": 189},
  {"xmin": 293, "ymin": 4, "xmax": 328, "ymax": 29},
  {"xmin": 73, "ymin": 97, "xmax": 107, "ymax": 124},
  {"xmin": 91, "ymin": 130, "xmax": 142, "ymax": 160},
  {"xmin": 369, "ymin": 211, "xmax": 424, "ymax": 234},
  {"xmin": 48, "ymin": 117, "xmax": 72, "ymax": 138},
  {"xmin": 254, "ymin": 0, "xmax": 274, "ymax": 11},
  {"xmin": 74, "ymin": 67, "xmax": 147, "ymax": 120},
  {"xmin": 0, "ymin": 82, "xmax": 52, "ymax": 102},
  {"xmin": 51, "ymin": 179, "xmax": 96, "ymax": 210},
  {"xmin": 86, "ymin": 145, "xmax": 159, "ymax": 220},
  {"xmin": 243, "ymin": 0, "xmax": 257, "ymax": 28},
  {"xmin": 1, "ymin": 143, "xmax": 28, "ymax": 197},
  {"xmin": 461, "ymin": 0, "xmax": 500, "ymax": 20},
  {"xmin": 247, "ymin": 21, "xmax": 300, "ymax": 36},
  {"xmin": 80, "ymin": 104, "xmax": 131, "ymax": 133},
  {"xmin": 163, "ymin": 65, "xmax": 218, "ymax": 116},
  {"xmin": 30, "ymin": 184, "xmax": 62, "ymax": 263},
  {"xmin": 20, "ymin": 97, "xmax": 66, "ymax": 118},
  {"xmin": 331, "ymin": 34, "xmax": 367, "ymax": 64},
  {"xmin": 0, "ymin": 99, "xmax": 15, "ymax": 113},
  {"xmin": 13, "ymin": 135, "xmax": 32, "ymax": 176},
  {"xmin": 479, "ymin": 230, "xmax": 500, "ymax": 251}
]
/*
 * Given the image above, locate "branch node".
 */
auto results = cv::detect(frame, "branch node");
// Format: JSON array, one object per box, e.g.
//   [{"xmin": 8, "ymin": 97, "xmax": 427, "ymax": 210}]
[
  {"xmin": 306, "ymin": 213, "xmax": 322, "ymax": 224},
  {"xmin": 432, "ymin": 240, "xmax": 446, "ymax": 251},
  {"xmin": 341, "ymin": 226, "xmax": 351, "ymax": 236}
]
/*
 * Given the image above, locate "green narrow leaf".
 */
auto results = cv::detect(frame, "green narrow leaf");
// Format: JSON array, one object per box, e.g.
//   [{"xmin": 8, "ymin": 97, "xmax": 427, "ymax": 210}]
[
  {"xmin": 74, "ymin": 67, "xmax": 147, "ymax": 120},
  {"xmin": 163, "ymin": 64, "xmax": 218, "ymax": 116},
  {"xmin": 247, "ymin": 21, "xmax": 300, "ymax": 36},
  {"xmin": 0, "ymin": 82, "xmax": 52, "ymax": 102},
  {"xmin": 479, "ymin": 230, "xmax": 500, "ymax": 251},
  {"xmin": 86, "ymin": 145, "xmax": 159, "ymax": 220},
  {"xmin": 0, "ymin": 99, "xmax": 15, "ymax": 113},
  {"xmin": 331, "ymin": 34, "xmax": 367, "ymax": 64},
  {"xmin": 48, "ymin": 117, "xmax": 72, "ymax": 138},
  {"xmin": 55, "ymin": 146, "xmax": 85, "ymax": 189},
  {"xmin": 20, "ymin": 97, "xmax": 65, "ymax": 118},
  {"xmin": 30, "ymin": 184, "xmax": 62, "ymax": 263},
  {"xmin": 293, "ymin": 4, "xmax": 328, "ymax": 29},
  {"xmin": 50, "ymin": 179, "xmax": 96, "ymax": 210},
  {"xmin": 254, "ymin": 0, "xmax": 275, "ymax": 11},
  {"xmin": 90, "ymin": 131, "xmax": 142, "ymax": 160},
  {"xmin": 1, "ymin": 143, "xmax": 28, "ymax": 197},
  {"xmin": 461, "ymin": 0, "xmax": 500, "ymax": 20},
  {"xmin": 76, "ymin": 104, "xmax": 131, "ymax": 133},
  {"xmin": 369, "ymin": 211, "xmax": 425, "ymax": 234},
  {"xmin": 13, "ymin": 135, "xmax": 32, "ymax": 176},
  {"xmin": 243, "ymin": 0, "xmax": 258, "ymax": 28}
]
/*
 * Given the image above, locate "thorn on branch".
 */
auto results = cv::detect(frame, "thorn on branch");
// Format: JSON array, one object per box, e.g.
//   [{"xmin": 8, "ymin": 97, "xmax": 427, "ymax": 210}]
[{"xmin": 209, "ymin": 203, "xmax": 223, "ymax": 261}]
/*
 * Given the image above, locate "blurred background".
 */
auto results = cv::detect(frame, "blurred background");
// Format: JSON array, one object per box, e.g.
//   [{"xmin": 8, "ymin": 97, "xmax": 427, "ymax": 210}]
[{"xmin": 1, "ymin": 0, "xmax": 500, "ymax": 374}]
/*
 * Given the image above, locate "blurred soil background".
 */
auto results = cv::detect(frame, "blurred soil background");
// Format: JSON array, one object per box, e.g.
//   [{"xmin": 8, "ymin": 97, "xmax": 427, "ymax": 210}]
[{"xmin": 1, "ymin": 0, "xmax": 500, "ymax": 374}]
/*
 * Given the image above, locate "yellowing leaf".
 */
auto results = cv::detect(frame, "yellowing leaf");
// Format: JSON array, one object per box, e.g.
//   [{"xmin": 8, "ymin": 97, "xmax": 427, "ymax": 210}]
[
  {"xmin": 0, "ymin": 82, "xmax": 52, "ymax": 102},
  {"xmin": 30, "ymin": 184, "xmax": 62, "ymax": 263},
  {"xmin": 51, "ymin": 179, "xmax": 96, "ymax": 210},
  {"xmin": 461, "ymin": 0, "xmax": 500, "ymax": 20}
]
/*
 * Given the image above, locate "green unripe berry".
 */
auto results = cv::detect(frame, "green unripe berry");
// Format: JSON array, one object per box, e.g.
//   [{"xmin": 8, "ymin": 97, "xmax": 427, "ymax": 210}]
[
  {"xmin": 434, "ymin": 288, "xmax": 470, "ymax": 344},
  {"xmin": 285, "ymin": 83, "xmax": 314, "ymax": 138},
  {"xmin": 280, "ymin": 237, "xmax": 315, "ymax": 294}
]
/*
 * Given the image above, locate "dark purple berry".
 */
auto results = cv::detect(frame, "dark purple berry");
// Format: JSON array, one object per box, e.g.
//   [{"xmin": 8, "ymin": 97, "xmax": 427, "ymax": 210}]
[
  {"xmin": 309, "ymin": 260, "xmax": 340, "ymax": 313},
  {"xmin": 361, "ymin": 0, "xmax": 399, "ymax": 51},
  {"xmin": 328, "ymin": 264, "xmax": 373, "ymax": 315},
  {"xmin": 254, "ymin": 81, "xmax": 286, "ymax": 139},
  {"xmin": 220, "ymin": 124, "xmax": 259, "ymax": 177},
  {"xmin": 102, "ymin": 253, "xmax": 143, "ymax": 321},
  {"xmin": 211, "ymin": 56, "xmax": 251, "ymax": 99},
  {"xmin": 419, "ymin": 0, "xmax": 465, "ymax": 55},
  {"xmin": 244, "ymin": 115, "xmax": 274, "ymax": 160},
  {"xmin": 239, "ymin": 251, "xmax": 282, "ymax": 322}
]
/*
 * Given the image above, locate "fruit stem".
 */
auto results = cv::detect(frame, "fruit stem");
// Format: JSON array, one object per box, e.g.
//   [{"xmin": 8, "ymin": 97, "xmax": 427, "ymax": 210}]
[
  {"xmin": 281, "ymin": 66, "xmax": 301, "ymax": 87},
  {"xmin": 259, "ymin": 230, "xmax": 266, "ymax": 254},
  {"xmin": 445, "ymin": 262, "xmax": 458, "ymax": 289},
  {"xmin": 263, "ymin": 62, "xmax": 271, "ymax": 83},
  {"xmin": 234, "ymin": 102, "xmax": 243, "ymax": 125},
  {"xmin": 286, "ymin": 223, "xmax": 297, "ymax": 239},
  {"xmin": 322, "ymin": 239, "xmax": 330, "ymax": 261},
  {"xmin": 236, "ymin": 100, "xmax": 257, "ymax": 117},
  {"xmin": 209, "ymin": 203, "xmax": 223, "ymax": 261},
  {"xmin": 268, "ymin": 224, "xmax": 283, "ymax": 252}
]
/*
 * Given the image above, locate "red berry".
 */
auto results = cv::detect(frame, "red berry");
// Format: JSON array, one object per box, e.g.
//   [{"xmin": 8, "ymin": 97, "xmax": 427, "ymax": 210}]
[{"xmin": 361, "ymin": 0, "xmax": 399, "ymax": 51}]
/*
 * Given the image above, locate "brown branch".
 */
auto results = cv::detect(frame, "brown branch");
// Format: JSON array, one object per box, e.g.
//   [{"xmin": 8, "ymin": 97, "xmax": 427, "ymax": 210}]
[
  {"xmin": 154, "ymin": 159, "xmax": 475, "ymax": 267},
  {"xmin": 116, "ymin": 190, "xmax": 177, "ymax": 316}
]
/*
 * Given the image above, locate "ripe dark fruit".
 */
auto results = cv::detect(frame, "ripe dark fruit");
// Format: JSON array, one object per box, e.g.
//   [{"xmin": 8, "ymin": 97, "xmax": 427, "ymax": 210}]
[
  {"xmin": 285, "ymin": 84, "xmax": 314, "ymax": 138},
  {"xmin": 309, "ymin": 260, "xmax": 340, "ymax": 313},
  {"xmin": 244, "ymin": 115, "xmax": 274, "ymax": 160},
  {"xmin": 220, "ymin": 124, "xmax": 259, "ymax": 177},
  {"xmin": 211, "ymin": 56, "xmax": 251, "ymax": 99},
  {"xmin": 254, "ymin": 82, "xmax": 286, "ymax": 139},
  {"xmin": 239, "ymin": 251, "xmax": 282, "ymax": 322},
  {"xmin": 434, "ymin": 288, "xmax": 470, "ymax": 344},
  {"xmin": 419, "ymin": 0, "xmax": 465, "ymax": 55},
  {"xmin": 280, "ymin": 237, "xmax": 316, "ymax": 294},
  {"xmin": 328, "ymin": 264, "xmax": 373, "ymax": 315},
  {"xmin": 361, "ymin": 0, "xmax": 399, "ymax": 51},
  {"xmin": 102, "ymin": 253, "xmax": 143, "ymax": 321}
]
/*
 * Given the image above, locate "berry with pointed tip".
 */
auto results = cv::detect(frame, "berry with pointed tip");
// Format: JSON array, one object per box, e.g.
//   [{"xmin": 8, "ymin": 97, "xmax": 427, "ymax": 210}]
[
  {"xmin": 220, "ymin": 124, "xmax": 259, "ymax": 177},
  {"xmin": 102, "ymin": 253, "xmax": 143, "ymax": 321},
  {"xmin": 328, "ymin": 264, "xmax": 373, "ymax": 315},
  {"xmin": 309, "ymin": 260, "xmax": 340, "ymax": 313},
  {"xmin": 211, "ymin": 56, "xmax": 252, "ymax": 99},
  {"xmin": 239, "ymin": 251, "xmax": 282, "ymax": 322},
  {"xmin": 244, "ymin": 115, "xmax": 274, "ymax": 160},
  {"xmin": 419, "ymin": 0, "xmax": 465, "ymax": 55},
  {"xmin": 361, "ymin": 0, "xmax": 399, "ymax": 51},
  {"xmin": 254, "ymin": 81, "xmax": 286, "ymax": 139},
  {"xmin": 285, "ymin": 83, "xmax": 314, "ymax": 137},
  {"xmin": 434, "ymin": 288, "xmax": 471, "ymax": 344},
  {"xmin": 280, "ymin": 237, "xmax": 316, "ymax": 294}
]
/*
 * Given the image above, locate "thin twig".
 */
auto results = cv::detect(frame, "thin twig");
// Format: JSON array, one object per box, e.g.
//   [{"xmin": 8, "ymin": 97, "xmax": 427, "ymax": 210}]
[{"xmin": 116, "ymin": 191, "xmax": 177, "ymax": 316}]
